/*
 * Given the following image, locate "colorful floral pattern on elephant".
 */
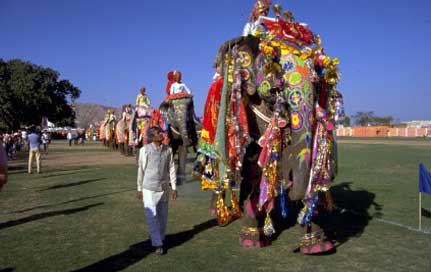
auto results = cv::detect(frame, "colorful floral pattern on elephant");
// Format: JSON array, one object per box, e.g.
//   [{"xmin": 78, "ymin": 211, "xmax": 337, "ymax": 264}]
[
  {"xmin": 287, "ymin": 89, "xmax": 304, "ymax": 108},
  {"xmin": 291, "ymin": 110, "xmax": 304, "ymax": 131},
  {"xmin": 258, "ymin": 80, "xmax": 271, "ymax": 98},
  {"xmin": 238, "ymin": 51, "xmax": 252, "ymax": 67},
  {"xmin": 240, "ymin": 69, "xmax": 251, "ymax": 81},
  {"xmin": 286, "ymin": 71, "xmax": 303, "ymax": 86},
  {"xmin": 280, "ymin": 54, "xmax": 295, "ymax": 73}
]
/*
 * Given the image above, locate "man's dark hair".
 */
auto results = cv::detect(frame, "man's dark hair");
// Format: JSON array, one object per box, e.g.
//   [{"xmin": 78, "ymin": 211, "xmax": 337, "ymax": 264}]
[{"xmin": 147, "ymin": 126, "xmax": 163, "ymax": 142}]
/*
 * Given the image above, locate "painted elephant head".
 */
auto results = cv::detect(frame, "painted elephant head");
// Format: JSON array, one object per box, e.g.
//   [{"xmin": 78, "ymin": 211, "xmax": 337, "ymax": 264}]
[{"xmin": 159, "ymin": 96, "xmax": 198, "ymax": 149}]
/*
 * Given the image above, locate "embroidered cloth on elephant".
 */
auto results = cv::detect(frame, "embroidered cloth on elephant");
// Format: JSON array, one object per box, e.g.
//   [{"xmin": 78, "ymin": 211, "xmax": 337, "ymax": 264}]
[{"xmin": 199, "ymin": 77, "xmax": 224, "ymax": 156}]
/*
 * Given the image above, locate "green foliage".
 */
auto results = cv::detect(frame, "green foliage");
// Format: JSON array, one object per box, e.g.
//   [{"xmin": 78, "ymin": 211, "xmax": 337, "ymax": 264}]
[
  {"xmin": 352, "ymin": 111, "xmax": 393, "ymax": 126},
  {"xmin": 343, "ymin": 116, "xmax": 351, "ymax": 127},
  {"xmin": 0, "ymin": 58, "xmax": 81, "ymax": 130}
]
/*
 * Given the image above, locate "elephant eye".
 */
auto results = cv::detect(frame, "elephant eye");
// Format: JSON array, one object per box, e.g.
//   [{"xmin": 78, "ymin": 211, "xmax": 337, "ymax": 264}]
[{"xmin": 270, "ymin": 87, "xmax": 282, "ymax": 95}]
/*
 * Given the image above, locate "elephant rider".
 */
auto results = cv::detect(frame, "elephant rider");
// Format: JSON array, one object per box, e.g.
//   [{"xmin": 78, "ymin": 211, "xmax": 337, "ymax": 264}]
[
  {"xmin": 135, "ymin": 87, "xmax": 151, "ymax": 117},
  {"xmin": 242, "ymin": 0, "xmax": 271, "ymax": 36},
  {"xmin": 165, "ymin": 71, "xmax": 175, "ymax": 96},
  {"xmin": 169, "ymin": 70, "xmax": 192, "ymax": 96}
]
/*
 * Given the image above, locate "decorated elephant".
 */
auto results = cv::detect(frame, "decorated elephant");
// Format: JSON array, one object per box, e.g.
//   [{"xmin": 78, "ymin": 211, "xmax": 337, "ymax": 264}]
[
  {"xmin": 99, "ymin": 110, "xmax": 117, "ymax": 149},
  {"xmin": 193, "ymin": 6, "xmax": 342, "ymax": 254},
  {"xmin": 104, "ymin": 110, "xmax": 118, "ymax": 150},
  {"xmin": 129, "ymin": 107, "xmax": 164, "ymax": 150},
  {"xmin": 159, "ymin": 93, "xmax": 199, "ymax": 184},
  {"xmin": 115, "ymin": 105, "xmax": 133, "ymax": 155}
]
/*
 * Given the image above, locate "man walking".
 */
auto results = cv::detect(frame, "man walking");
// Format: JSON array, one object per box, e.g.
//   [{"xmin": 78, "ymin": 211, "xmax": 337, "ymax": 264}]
[
  {"xmin": 28, "ymin": 127, "xmax": 42, "ymax": 174},
  {"xmin": 136, "ymin": 126, "xmax": 177, "ymax": 255}
]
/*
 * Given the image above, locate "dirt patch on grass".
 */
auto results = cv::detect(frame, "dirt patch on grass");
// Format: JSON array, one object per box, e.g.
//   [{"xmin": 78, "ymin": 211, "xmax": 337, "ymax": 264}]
[
  {"xmin": 8, "ymin": 141, "xmax": 136, "ymax": 169},
  {"xmin": 43, "ymin": 151, "xmax": 136, "ymax": 167}
]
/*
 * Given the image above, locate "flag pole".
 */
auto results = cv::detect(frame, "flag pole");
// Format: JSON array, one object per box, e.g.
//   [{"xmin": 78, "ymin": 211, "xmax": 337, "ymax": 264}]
[{"xmin": 419, "ymin": 192, "xmax": 422, "ymax": 231}]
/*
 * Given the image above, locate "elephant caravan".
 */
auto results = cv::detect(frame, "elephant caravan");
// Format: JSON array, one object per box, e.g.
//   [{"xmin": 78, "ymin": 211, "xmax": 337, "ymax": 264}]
[{"xmin": 193, "ymin": 5, "xmax": 344, "ymax": 254}]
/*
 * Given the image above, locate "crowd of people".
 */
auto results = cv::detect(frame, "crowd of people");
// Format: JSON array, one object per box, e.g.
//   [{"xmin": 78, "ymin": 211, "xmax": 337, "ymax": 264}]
[{"xmin": 0, "ymin": 127, "xmax": 52, "ymax": 175}]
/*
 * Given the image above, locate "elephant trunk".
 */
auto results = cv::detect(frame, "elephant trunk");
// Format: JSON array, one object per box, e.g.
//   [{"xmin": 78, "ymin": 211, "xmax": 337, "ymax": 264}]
[{"xmin": 171, "ymin": 97, "xmax": 197, "ymax": 147}]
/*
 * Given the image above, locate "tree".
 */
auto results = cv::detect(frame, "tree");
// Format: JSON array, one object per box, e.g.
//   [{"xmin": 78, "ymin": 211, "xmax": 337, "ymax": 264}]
[
  {"xmin": 351, "ymin": 111, "xmax": 375, "ymax": 126},
  {"xmin": 343, "ymin": 116, "xmax": 351, "ymax": 127},
  {"xmin": 351, "ymin": 111, "xmax": 394, "ymax": 126},
  {"xmin": 373, "ymin": 116, "xmax": 393, "ymax": 126},
  {"xmin": 0, "ymin": 59, "xmax": 81, "ymax": 131}
]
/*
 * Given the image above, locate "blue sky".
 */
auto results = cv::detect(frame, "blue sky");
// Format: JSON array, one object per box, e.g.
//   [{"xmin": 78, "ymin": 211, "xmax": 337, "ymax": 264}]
[{"xmin": 1, "ymin": 0, "xmax": 430, "ymax": 121}]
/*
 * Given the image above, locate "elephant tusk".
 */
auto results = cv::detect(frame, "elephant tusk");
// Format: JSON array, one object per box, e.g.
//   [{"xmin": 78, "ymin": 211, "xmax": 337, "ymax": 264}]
[
  {"xmin": 170, "ymin": 126, "xmax": 181, "ymax": 136},
  {"xmin": 249, "ymin": 104, "xmax": 271, "ymax": 124}
]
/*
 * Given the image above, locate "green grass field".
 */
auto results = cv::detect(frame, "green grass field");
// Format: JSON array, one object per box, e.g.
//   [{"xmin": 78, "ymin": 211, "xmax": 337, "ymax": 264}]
[{"xmin": 1, "ymin": 140, "xmax": 431, "ymax": 271}]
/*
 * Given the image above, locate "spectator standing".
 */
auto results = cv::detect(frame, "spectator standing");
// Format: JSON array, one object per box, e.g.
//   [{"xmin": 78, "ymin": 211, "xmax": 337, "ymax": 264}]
[
  {"xmin": 0, "ymin": 136, "xmax": 7, "ymax": 191},
  {"xmin": 5, "ymin": 134, "xmax": 14, "ymax": 160},
  {"xmin": 28, "ymin": 128, "xmax": 42, "ymax": 174},
  {"xmin": 21, "ymin": 129, "xmax": 28, "ymax": 151},
  {"xmin": 42, "ymin": 130, "xmax": 49, "ymax": 153},
  {"xmin": 67, "ymin": 130, "xmax": 73, "ymax": 147}
]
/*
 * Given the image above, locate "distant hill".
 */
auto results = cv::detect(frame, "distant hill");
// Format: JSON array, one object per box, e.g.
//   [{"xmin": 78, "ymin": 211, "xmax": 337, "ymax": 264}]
[{"xmin": 73, "ymin": 102, "xmax": 121, "ymax": 128}]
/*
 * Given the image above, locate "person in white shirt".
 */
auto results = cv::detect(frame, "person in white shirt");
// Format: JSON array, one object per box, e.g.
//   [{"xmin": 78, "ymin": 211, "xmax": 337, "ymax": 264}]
[
  {"xmin": 136, "ymin": 126, "xmax": 177, "ymax": 255},
  {"xmin": 67, "ymin": 130, "xmax": 73, "ymax": 146},
  {"xmin": 242, "ymin": 0, "xmax": 271, "ymax": 36},
  {"xmin": 169, "ymin": 70, "xmax": 192, "ymax": 95},
  {"xmin": 42, "ymin": 131, "xmax": 49, "ymax": 153}
]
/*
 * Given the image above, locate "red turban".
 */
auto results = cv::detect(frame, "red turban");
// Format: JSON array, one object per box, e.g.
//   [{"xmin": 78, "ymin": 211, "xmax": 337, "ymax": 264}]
[{"xmin": 166, "ymin": 71, "xmax": 175, "ymax": 95}]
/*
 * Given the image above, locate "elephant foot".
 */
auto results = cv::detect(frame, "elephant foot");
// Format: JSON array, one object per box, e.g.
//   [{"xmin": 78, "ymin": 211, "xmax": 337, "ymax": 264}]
[
  {"xmin": 299, "ymin": 229, "xmax": 334, "ymax": 255},
  {"xmin": 239, "ymin": 227, "xmax": 271, "ymax": 247}
]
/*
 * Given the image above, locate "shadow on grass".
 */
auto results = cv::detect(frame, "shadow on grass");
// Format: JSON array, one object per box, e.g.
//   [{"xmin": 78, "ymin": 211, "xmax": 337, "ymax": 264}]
[
  {"xmin": 0, "ymin": 203, "xmax": 103, "ymax": 230},
  {"xmin": 7, "ymin": 164, "xmax": 27, "ymax": 171},
  {"xmin": 11, "ymin": 189, "xmax": 133, "ymax": 214},
  {"xmin": 271, "ymin": 182, "xmax": 379, "ymax": 250},
  {"xmin": 40, "ymin": 166, "xmax": 99, "ymax": 178},
  {"xmin": 421, "ymin": 208, "xmax": 431, "ymax": 218},
  {"xmin": 72, "ymin": 219, "xmax": 217, "ymax": 272},
  {"xmin": 39, "ymin": 178, "xmax": 106, "ymax": 191},
  {"xmin": 320, "ymin": 182, "xmax": 381, "ymax": 247},
  {"xmin": 0, "ymin": 268, "xmax": 15, "ymax": 272}
]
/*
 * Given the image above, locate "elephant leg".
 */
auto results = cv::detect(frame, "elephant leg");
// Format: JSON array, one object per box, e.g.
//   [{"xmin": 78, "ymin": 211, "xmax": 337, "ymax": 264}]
[
  {"xmin": 239, "ymin": 143, "xmax": 269, "ymax": 247},
  {"xmin": 177, "ymin": 144, "xmax": 187, "ymax": 185},
  {"xmin": 299, "ymin": 222, "xmax": 334, "ymax": 254},
  {"xmin": 239, "ymin": 189, "xmax": 269, "ymax": 247}
]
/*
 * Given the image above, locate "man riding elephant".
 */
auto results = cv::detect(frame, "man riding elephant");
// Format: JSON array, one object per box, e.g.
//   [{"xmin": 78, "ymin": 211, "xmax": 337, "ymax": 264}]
[
  {"xmin": 132, "ymin": 87, "xmax": 153, "ymax": 148},
  {"xmin": 193, "ymin": 1, "xmax": 342, "ymax": 254}
]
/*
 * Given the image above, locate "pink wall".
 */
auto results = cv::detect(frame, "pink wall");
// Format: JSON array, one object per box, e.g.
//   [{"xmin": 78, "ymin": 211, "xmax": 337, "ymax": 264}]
[{"xmin": 336, "ymin": 126, "xmax": 430, "ymax": 137}]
